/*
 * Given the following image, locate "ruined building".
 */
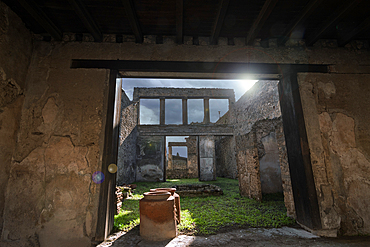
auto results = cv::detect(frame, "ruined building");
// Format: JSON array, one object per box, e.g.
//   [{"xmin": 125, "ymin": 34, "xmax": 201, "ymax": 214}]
[{"xmin": 1, "ymin": 0, "xmax": 370, "ymax": 246}]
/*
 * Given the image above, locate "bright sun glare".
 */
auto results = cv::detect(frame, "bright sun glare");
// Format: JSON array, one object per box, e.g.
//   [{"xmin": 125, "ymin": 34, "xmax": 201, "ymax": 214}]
[{"xmin": 239, "ymin": 80, "xmax": 258, "ymax": 91}]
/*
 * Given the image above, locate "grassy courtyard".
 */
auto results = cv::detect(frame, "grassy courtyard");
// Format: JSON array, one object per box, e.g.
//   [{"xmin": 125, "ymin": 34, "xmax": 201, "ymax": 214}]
[{"xmin": 114, "ymin": 178, "xmax": 295, "ymax": 235}]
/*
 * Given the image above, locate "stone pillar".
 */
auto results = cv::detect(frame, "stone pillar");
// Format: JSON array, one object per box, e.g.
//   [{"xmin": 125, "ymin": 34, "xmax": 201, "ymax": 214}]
[
  {"xmin": 137, "ymin": 98, "xmax": 141, "ymax": 125},
  {"xmin": 186, "ymin": 136, "xmax": 198, "ymax": 178},
  {"xmin": 203, "ymin": 98, "xmax": 210, "ymax": 124},
  {"xmin": 160, "ymin": 98, "xmax": 165, "ymax": 125},
  {"xmin": 235, "ymin": 132, "xmax": 262, "ymax": 201},
  {"xmin": 199, "ymin": 136, "xmax": 216, "ymax": 181},
  {"xmin": 168, "ymin": 146, "xmax": 173, "ymax": 169},
  {"xmin": 182, "ymin": 98, "xmax": 188, "ymax": 125}
]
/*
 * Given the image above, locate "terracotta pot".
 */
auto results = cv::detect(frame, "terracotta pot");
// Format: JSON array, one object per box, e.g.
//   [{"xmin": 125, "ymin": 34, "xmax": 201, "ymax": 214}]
[
  {"xmin": 150, "ymin": 188, "xmax": 181, "ymax": 224},
  {"xmin": 140, "ymin": 191, "xmax": 177, "ymax": 241}
]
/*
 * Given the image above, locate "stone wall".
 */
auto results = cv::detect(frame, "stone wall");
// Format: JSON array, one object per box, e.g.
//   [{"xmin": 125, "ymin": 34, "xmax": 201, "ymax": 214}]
[
  {"xmin": 117, "ymin": 90, "xmax": 137, "ymax": 185},
  {"xmin": 186, "ymin": 136, "xmax": 198, "ymax": 178},
  {"xmin": 217, "ymin": 81, "xmax": 295, "ymax": 216},
  {"xmin": 0, "ymin": 0, "xmax": 33, "ymax": 240},
  {"xmin": 298, "ymin": 73, "xmax": 370, "ymax": 236},
  {"xmin": 136, "ymin": 136, "xmax": 165, "ymax": 182},
  {"xmin": 215, "ymin": 136, "xmax": 237, "ymax": 179},
  {"xmin": 199, "ymin": 136, "xmax": 216, "ymax": 181}
]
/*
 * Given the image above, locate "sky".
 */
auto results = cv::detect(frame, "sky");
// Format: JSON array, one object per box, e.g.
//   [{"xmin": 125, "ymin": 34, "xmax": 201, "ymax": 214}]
[{"xmin": 120, "ymin": 78, "xmax": 257, "ymax": 157}]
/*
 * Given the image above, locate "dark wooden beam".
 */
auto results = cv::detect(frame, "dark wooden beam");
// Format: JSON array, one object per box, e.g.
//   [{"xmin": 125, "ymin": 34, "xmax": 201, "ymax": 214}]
[
  {"xmin": 279, "ymin": 0, "xmax": 324, "ymax": 46},
  {"xmin": 122, "ymin": 0, "xmax": 143, "ymax": 43},
  {"xmin": 67, "ymin": 0, "xmax": 102, "ymax": 42},
  {"xmin": 176, "ymin": 0, "xmax": 184, "ymax": 44},
  {"xmin": 71, "ymin": 59, "xmax": 329, "ymax": 74},
  {"xmin": 94, "ymin": 70, "xmax": 119, "ymax": 241},
  {"xmin": 16, "ymin": 0, "xmax": 62, "ymax": 40},
  {"xmin": 306, "ymin": 0, "xmax": 362, "ymax": 46},
  {"xmin": 278, "ymin": 71, "xmax": 322, "ymax": 230},
  {"xmin": 246, "ymin": 0, "xmax": 279, "ymax": 45},
  {"xmin": 210, "ymin": 0, "xmax": 231, "ymax": 45},
  {"xmin": 338, "ymin": 16, "xmax": 370, "ymax": 46}
]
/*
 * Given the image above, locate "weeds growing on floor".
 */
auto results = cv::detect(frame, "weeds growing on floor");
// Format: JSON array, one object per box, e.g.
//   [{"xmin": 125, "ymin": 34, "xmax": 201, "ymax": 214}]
[{"xmin": 114, "ymin": 178, "xmax": 295, "ymax": 235}]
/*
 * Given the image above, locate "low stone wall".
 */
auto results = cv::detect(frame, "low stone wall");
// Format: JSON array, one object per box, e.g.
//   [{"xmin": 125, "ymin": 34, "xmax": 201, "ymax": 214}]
[{"xmin": 173, "ymin": 184, "xmax": 223, "ymax": 197}]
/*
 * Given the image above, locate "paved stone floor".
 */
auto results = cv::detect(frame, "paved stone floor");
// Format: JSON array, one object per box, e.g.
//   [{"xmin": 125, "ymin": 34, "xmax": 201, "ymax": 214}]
[{"xmin": 97, "ymin": 227, "xmax": 370, "ymax": 247}]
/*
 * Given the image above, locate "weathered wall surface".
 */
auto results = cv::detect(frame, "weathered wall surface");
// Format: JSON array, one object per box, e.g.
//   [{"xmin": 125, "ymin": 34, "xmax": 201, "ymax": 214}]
[
  {"xmin": 218, "ymin": 80, "xmax": 294, "ymax": 215},
  {"xmin": 1, "ymin": 37, "xmax": 109, "ymax": 246},
  {"xmin": 299, "ymin": 73, "xmax": 370, "ymax": 235},
  {"xmin": 166, "ymin": 155, "xmax": 189, "ymax": 179},
  {"xmin": 215, "ymin": 81, "xmax": 282, "ymax": 178},
  {"xmin": 186, "ymin": 136, "xmax": 198, "ymax": 178},
  {"xmin": 199, "ymin": 136, "xmax": 216, "ymax": 181},
  {"xmin": 136, "ymin": 136, "xmax": 165, "ymax": 182},
  {"xmin": 215, "ymin": 136, "xmax": 237, "ymax": 179},
  {"xmin": 117, "ymin": 90, "xmax": 137, "ymax": 185},
  {"xmin": 0, "ymin": 1, "xmax": 33, "ymax": 240},
  {"xmin": 259, "ymin": 132, "xmax": 282, "ymax": 193}
]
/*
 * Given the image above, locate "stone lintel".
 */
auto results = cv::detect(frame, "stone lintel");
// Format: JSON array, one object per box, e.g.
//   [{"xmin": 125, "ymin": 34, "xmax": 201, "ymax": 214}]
[
  {"xmin": 138, "ymin": 124, "xmax": 233, "ymax": 136},
  {"xmin": 133, "ymin": 88, "xmax": 235, "ymax": 102}
]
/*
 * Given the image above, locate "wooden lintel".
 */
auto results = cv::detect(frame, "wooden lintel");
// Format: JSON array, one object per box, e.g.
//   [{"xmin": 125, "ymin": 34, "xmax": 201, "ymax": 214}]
[
  {"xmin": 210, "ymin": 0, "xmax": 231, "ymax": 45},
  {"xmin": 67, "ymin": 0, "xmax": 102, "ymax": 42},
  {"xmin": 246, "ymin": 0, "xmax": 279, "ymax": 45},
  {"xmin": 176, "ymin": 0, "xmax": 184, "ymax": 44},
  {"xmin": 122, "ymin": 0, "xmax": 143, "ymax": 43},
  {"xmin": 306, "ymin": 0, "xmax": 362, "ymax": 46},
  {"xmin": 71, "ymin": 59, "xmax": 329, "ymax": 74},
  {"xmin": 16, "ymin": 0, "xmax": 62, "ymax": 40},
  {"xmin": 279, "ymin": 0, "xmax": 324, "ymax": 45}
]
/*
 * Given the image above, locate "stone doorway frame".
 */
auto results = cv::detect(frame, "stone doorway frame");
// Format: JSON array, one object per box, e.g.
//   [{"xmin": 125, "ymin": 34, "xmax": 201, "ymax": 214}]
[{"xmin": 71, "ymin": 60, "xmax": 329, "ymax": 240}]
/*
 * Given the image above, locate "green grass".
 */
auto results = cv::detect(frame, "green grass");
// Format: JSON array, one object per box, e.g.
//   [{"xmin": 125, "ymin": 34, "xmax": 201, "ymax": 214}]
[{"xmin": 114, "ymin": 178, "xmax": 295, "ymax": 235}]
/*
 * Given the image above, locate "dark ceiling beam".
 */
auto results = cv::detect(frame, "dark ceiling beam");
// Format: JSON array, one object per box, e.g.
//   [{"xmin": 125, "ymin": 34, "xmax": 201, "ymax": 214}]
[
  {"xmin": 176, "ymin": 0, "xmax": 184, "ymax": 44},
  {"xmin": 279, "ymin": 0, "xmax": 324, "ymax": 45},
  {"xmin": 67, "ymin": 0, "xmax": 102, "ymax": 42},
  {"xmin": 210, "ymin": 0, "xmax": 231, "ymax": 45},
  {"xmin": 71, "ymin": 59, "xmax": 329, "ymax": 74},
  {"xmin": 246, "ymin": 0, "xmax": 279, "ymax": 45},
  {"xmin": 338, "ymin": 16, "xmax": 370, "ymax": 46},
  {"xmin": 16, "ymin": 0, "xmax": 62, "ymax": 40},
  {"xmin": 306, "ymin": 0, "xmax": 362, "ymax": 46},
  {"xmin": 122, "ymin": 0, "xmax": 143, "ymax": 43}
]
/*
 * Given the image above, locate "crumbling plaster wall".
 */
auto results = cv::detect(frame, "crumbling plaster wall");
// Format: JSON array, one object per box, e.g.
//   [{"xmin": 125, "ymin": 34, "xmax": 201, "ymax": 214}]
[
  {"xmin": 215, "ymin": 136, "xmax": 237, "ymax": 179},
  {"xmin": 298, "ymin": 72, "xmax": 370, "ymax": 236},
  {"xmin": 117, "ymin": 90, "xmax": 137, "ymax": 185},
  {"xmin": 2, "ymin": 37, "xmax": 110, "ymax": 246},
  {"xmin": 217, "ymin": 81, "xmax": 294, "ymax": 216},
  {"xmin": 0, "ymin": 0, "xmax": 33, "ymax": 241}
]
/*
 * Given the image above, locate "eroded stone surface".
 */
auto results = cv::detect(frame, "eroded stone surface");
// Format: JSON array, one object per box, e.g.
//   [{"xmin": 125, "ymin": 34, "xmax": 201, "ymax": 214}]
[{"xmin": 299, "ymin": 73, "xmax": 370, "ymax": 236}]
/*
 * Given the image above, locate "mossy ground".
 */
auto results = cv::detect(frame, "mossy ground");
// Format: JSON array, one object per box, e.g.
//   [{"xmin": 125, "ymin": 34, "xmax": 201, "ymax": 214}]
[{"xmin": 114, "ymin": 178, "xmax": 295, "ymax": 235}]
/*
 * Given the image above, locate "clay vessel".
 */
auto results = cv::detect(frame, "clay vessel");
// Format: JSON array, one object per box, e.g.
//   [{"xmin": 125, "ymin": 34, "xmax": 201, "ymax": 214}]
[
  {"xmin": 150, "ymin": 188, "xmax": 181, "ymax": 224},
  {"xmin": 139, "ymin": 191, "xmax": 177, "ymax": 241}
]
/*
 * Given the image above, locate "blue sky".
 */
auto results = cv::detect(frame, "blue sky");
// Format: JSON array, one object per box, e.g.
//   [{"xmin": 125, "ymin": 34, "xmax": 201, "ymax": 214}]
[{"xmin": 120, "ymin": 78, "xmax": 257, "ymax": 157}]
